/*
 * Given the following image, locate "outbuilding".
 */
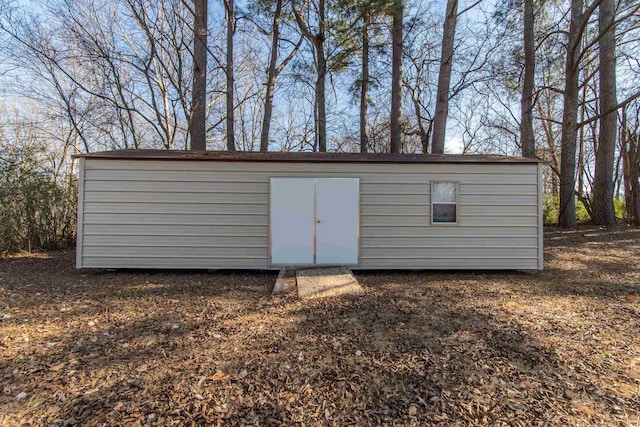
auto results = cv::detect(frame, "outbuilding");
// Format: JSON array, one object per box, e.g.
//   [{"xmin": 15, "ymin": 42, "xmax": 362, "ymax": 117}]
[{"xmin": 74, "ymin": 150, "xmax": 545, "ymax": 270}]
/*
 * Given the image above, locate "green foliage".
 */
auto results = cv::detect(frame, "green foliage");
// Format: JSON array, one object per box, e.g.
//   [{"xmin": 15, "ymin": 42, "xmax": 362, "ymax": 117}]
[
  {"xmin": 614, "ymin": 198, "xmax": 626, "ymax": 219},
  {"xmin": 543, "ymin": 194, "xmax": 626, "ymax": 225},
  {"xmin": 543, "ymin": 194, "xmax": 559, "ymax": 224},
  {"xmin": 0, "ymin": 145, "xmax": 76, "ymax": 254},
  {"xmin": 575, "ymin": 200, "xmax": 591, "ymax": 223}
]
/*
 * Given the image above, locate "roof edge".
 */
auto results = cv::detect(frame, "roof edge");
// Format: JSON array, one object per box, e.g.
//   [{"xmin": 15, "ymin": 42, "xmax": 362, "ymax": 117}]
[{"xmin": 73, "ymin": 149, "xmax": 546, "ymax": 164}]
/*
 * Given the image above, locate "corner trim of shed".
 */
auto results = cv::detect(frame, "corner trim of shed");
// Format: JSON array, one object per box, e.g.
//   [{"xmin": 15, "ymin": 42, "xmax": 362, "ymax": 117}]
[
  {"xmin": 76, "ymin": 158, "xmax": 86, "ymax": 269},
  {"xmin": 537, "ymin": 162, "xmax": 545, "ymax": 270}
]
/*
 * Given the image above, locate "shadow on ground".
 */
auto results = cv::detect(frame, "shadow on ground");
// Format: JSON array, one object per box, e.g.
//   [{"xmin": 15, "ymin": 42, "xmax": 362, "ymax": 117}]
[{"xmin": 1, "ymin": 227, "xmax": 639, "ymax": 425}]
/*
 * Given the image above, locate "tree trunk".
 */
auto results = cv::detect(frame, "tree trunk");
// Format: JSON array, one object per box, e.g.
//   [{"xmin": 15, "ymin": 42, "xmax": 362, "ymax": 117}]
[
  {"xmin": 315, "ymin": 0, "xmax": 327, "ymax": 152},
  {"xmin": 190, "ymin": 0, "xmax": 207, "ymax": 151},
  {"xmin": 622, "ymin": 118, "xmax": 630, "ymax": 220},
  {"xmin": 360, "ymin": 10, "xmax": 370, "ymax": 154},
  {"xmin": 628, "ymin": 140, "xmax": 640, "ymax": 226},
  {"xmin": 259, "ymin": 0, "xmax": 283, "ymax": 152},
  {"xmin": 431, "ymin": 0, "xmax": 458, "ymax": 154},
  {"xmin": 592, "ymin": 0, "xmax": 617, "ymax": 225},
  {"xmin": 631, "ymin": 172, "xmax": 640, "ymax": 226},
  {"xmin": 558, "ymin": 0, "xmax": 584, "ymax": 228},
  {"xmin": 389, "ymin": 0, "xmax": 403, "ymax": 153},
  {"xmin": 226, "ymin": 0, "xmax": 236, "ymax": 151},
  {"xmin": 622, "ymin": 107, "xmax": 640, "ymax": 225},
  {"xmin": 578, "ymin": 83, "xmax": 586, "ymax": 200},
  {"xmin": 520, "ymin": 0, "xmax": 536, "ymax": 158},
  {"xmin": 411, "ymin": 93, "xmax": 431, "ymax": 153}
]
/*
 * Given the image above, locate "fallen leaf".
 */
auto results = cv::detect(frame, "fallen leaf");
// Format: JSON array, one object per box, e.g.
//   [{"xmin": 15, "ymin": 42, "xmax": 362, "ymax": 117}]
[
  {"xmin": 519, "ymin": 380, "xmax": 533, "ymax": 390},
  {"xmin": 565, "ymin": 390, "xmax": 578, "ymax": 399},
  {"xmin": 50, "ymin": 363, "xmax": 66, "ymax": 372},
  {"xmin": 210, "ymin": 371, "xmax": 230, "ymax": 382}
]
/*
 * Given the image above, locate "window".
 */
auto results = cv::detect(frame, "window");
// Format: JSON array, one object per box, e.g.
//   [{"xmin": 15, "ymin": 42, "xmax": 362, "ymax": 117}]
[{"xmin": 431, "ymin": 182, "xmax": 457, "ymax": 224}]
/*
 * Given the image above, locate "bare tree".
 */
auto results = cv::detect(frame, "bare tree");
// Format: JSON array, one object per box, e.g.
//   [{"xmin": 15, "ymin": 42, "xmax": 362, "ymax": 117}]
[
  {"xmin": 190, "ymin": 0, "xmax": 207, "ymax": 150},
  {"xmin": 558, "ymin": 0, "xmax": 584, "ymax": 228},
  {"xmin": 389, "ymin": 0, "xmax": 403, "ymax": 153},
  {"xmin": 224, "ymin": 0, "xmax": 236, "ymax": 151},
  {"xmin": 431, "ymin": 0, "xmax": 458, "ymax": 154},
  {"xmin": 258, "ymin": 0, "xmax": 302, "ymax": 152},
  {"xmin": 360, "ymin": 7, "xmax": 371, "ymax": 153},
  {"xmin": 293, "ymin": 0, "xmax": 327, "ymax": 152},
  {"xmin": 621, "ymin": 102, "xmax": 640, "ymax": 225},
  {"xmin": 592, "ymin": 0, "xmax": 618, "ymax": 225},
  {"xmin": 520, "ymin": 0, "xmax": 536, "ymax": 158}
]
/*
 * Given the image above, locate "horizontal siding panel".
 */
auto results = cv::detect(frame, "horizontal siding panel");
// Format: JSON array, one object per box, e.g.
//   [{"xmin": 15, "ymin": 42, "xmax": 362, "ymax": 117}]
[
  {"xmin": 362, "ymin": 248, "xmax": 538, "ymax": 258},
  {"xmin": 361, "ymin": 204, "xmax": 428, "ymax": 216},
  {"xmin": 361, "ymin": 184, "xmax": 428, "ymax": 195},
  {"xmin": 361, "ymin": 236, "xmax": 539, "ymax": 247},
  {"xmin": 85, "ymin": 170, "xmax": 266, "ymax": 183},
  {"xmin": 362, "ymin": 215, "xmax": 430, "ymax": 227},
  {"xmin": 83, "ymin": 224, "xmax": 267, "ymax": 236},
  {"xmin": 460, "ymin": 184, "xmax": 538, "ymax": 196},
  {"xmin": 85, "ymin": 191, "xmax": 267, "ymax": 204},
  {"xmin": 86, "ymin": 170, "xmax": 438, "ymax": 184},
  {"xmin": 84, "ymin": 235, "xmax": 268, "ymax": 247},
  {"xmin": 85, "ymin": 181, "xmax": 268, "ymax": 194},
  {"xmin": 458, "ymin": 215, "xmax": 537, "ymax": 226},
  {"xmin": 87, "ymin": 160, "xmax": 537, "ymax": 175},
  {"xmin": 83, "ymin": 246, "xmax": 267, "ymax": 258},
  {"xmin": 84, "ymin": 202, "xmax": 266, "ymax": 215},
  {"xmin": 460, "ymin": 205, "xmax": 537, "ymax": 216},
  {"xmin": 361, "ymin": 226, "xmax": 538, "ymax": 238},
  {"xmin": 82, "ymin": 257, "xmax": 268, "ymax": 269},
  {"xmin": 462, "ymin": 194, "xmax": 538, "ymax": 205},
  {"xmin": 84, "ymin": 213, "xmax": 267, "ymax": 226},
  {"xmin": 358, "ymin": 259, "xmax": 539, "ymax": 269},
  {"xmin": 361, "ymin": 194, "xmax": 428, "ymax": 205}
]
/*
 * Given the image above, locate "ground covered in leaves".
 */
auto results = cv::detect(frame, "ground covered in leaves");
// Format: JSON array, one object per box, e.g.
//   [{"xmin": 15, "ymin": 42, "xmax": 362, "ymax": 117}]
[{"xmin": 1, "ymin": 226, "xmax": 640, "ymax": 426}]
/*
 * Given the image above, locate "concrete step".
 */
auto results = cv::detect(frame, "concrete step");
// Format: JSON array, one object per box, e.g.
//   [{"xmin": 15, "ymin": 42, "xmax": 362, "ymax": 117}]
[{"xmin": 296, "ymin": 266, "xmax": 363, "ymax": 299}]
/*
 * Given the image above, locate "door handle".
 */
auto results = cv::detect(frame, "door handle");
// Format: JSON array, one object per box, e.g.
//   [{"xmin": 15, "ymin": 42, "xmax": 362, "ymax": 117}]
[{"xmin": 317, "ymin": 220, "xmax": 321, "ymax": 223}]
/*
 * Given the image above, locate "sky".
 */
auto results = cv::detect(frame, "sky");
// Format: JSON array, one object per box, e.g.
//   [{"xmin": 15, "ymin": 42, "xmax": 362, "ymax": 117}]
[{"xmin": 2, "ymin": 0, "xmax": 495, "ymax": 154}]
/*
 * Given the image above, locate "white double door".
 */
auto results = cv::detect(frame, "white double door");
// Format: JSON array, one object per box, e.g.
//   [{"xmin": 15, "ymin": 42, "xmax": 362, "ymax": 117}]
[{"xmin": 270, "ymin": 177, "xmax": 359, "ymax": 266}]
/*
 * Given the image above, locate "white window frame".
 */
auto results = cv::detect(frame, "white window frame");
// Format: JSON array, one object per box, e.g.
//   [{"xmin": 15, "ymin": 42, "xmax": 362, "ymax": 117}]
[{"xmin": 431, "ymin": 181, "xmax": 459, "ymax": 225}]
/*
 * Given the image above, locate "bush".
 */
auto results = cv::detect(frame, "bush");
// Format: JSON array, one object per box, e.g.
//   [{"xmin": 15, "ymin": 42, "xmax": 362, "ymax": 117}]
[
  {"xmin": 543, "ymin": 194, "xmax": 626, "ymax": 225},
  {"xmin": 543, "ymin": 195, "xmax": 559, "ymax": 224},
  {"xmin": 575, "ymin": 200, "xmax": 591, "ymax": 224},
  {"xmin": 0, "ymin": 145, "xmax": 76, "ymax": 254},
  {"xmin": 614, "ymin": 198, "xmax": 626, "ymax": 220}
]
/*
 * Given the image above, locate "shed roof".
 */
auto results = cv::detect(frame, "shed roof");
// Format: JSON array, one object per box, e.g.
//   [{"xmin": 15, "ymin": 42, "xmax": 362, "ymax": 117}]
[{"xmin": 74, "ymin": 149, "xmax": 544, "ymax": 164}]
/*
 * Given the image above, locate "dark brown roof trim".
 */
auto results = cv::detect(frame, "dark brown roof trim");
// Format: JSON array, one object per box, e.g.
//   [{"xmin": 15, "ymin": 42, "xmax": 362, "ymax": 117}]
[{"xmin": 74, "ymin": 149, "xmax": 545, "ymax": 164}]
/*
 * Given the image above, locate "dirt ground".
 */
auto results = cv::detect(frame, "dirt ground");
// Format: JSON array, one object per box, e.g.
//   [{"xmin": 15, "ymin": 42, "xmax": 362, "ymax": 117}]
[{"xmin": 1, "ymin": 226, "xmax": 639, "ymax": 426}]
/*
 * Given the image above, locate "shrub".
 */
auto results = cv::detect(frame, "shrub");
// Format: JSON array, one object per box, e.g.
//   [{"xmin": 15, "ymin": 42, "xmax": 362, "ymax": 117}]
[
  {"xmin": 614, "ymin": 198, "xmax": 626, "ymax": 220},
  {"xmin": 0, "ymin": 145, "xmax": 76, "ymax": 254},
  {"xmin": 543, "ymin": 195, "xmax": 559, "ymax": 224},
  {"xmin": 576, "ymin": 200, "xmax": 591, "ymax": 224},
  {"xmin": 543, "ymin": 194, "xmax": 626, "ymax": 225}
]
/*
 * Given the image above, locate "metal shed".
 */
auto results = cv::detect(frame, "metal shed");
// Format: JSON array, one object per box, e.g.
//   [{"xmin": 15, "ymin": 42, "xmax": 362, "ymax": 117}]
[{"xmin": 74, "ymin": 150, "xmax": 545, "ymax": 270}]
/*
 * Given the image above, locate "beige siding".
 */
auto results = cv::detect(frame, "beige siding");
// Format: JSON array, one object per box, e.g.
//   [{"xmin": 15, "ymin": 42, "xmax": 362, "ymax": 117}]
[{"xmin": 78, "ymin": 159, "xmax": 542, "ymax": 270}]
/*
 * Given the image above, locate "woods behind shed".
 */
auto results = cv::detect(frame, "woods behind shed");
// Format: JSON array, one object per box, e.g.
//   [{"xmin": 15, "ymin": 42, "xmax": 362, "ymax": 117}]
[{"xmin": 74, "ymin": 150, "xmax": 544, "ymax": 270}]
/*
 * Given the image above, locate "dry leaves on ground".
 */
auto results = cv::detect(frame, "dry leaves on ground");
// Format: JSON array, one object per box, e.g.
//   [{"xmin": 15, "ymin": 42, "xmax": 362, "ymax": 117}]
[{"xmin": 0, "ymin": 226, "xmax": 639, "ymax": 426}]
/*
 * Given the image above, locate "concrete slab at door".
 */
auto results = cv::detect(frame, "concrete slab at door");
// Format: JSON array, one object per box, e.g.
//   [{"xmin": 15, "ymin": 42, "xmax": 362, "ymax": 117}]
[
  {"xmin": 270, "ymin": 178, "xmax": 315, "ymax": 265},
  {"xmin": 316, "ymin": 178, "xmax": 359, "ymax": 265}
]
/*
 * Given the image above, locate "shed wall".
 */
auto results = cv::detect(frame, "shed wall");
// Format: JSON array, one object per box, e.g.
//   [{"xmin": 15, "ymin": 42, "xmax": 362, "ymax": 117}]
[{"xmin": 78, "ymin": 159, "xmax": 542, "ymax": 269}]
